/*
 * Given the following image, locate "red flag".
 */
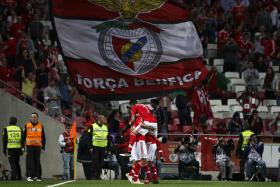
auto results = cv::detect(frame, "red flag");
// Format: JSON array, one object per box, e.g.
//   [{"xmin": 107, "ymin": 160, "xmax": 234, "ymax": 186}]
[
  {"xmin": 69, "ymin": 121, "xmax": 77, "ymax": 139},
  {"xmin": 51, "ymin": 0, "xmax": 208, "ymax": 100}
]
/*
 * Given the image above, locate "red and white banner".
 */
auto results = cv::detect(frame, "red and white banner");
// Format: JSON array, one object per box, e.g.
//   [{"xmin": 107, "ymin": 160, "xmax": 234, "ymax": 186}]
[{"xmin": 51, "ymin": 0, "xmax": 208, "ymax": 100}]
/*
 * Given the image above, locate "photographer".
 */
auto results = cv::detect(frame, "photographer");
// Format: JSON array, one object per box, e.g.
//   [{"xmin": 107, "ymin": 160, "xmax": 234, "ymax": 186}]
[
  {"xmin": 212, "ymin": 137, "xmax": 234, "ymax": 180},
  {"xmin": 244, "ymin": 134, "xmax": 266, "ymax": 181},
  {"xmin": 174, "ymin": 136, "xmax": 199, "ymax": 179}
]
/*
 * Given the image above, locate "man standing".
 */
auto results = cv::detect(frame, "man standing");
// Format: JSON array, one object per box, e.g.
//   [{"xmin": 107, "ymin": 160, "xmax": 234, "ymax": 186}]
[
  {"xmin": 23, "ymin": 112, "xmax": 46, "ymax": 181},
  {"xmin": 236, "ymin": 125, "xmax": 254, "ymax": 180},
  {"xmin": 58, "ymin": 124, "xmax": 74, "ymax": 180},
  {"xmin": 87, "ymin": 115, "xmax": 109, "ymax": 179},
  {"xmin": 2, "ymin": 117, "xmax": 24, "ymax": 180},
  {"xmin": 151, "ymin": 99, "xmax": 168, "ymax": 135}
]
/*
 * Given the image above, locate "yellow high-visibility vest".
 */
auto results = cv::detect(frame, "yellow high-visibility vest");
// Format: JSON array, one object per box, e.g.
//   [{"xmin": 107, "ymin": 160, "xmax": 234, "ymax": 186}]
[
  {"xmin": 92, "ymin": 123, "xmax": 108, "ymax": 147},
  {"xmin": 7, "ymin": 126, "xmax": 21, "ymax": 149},
  {"xmin": 241, "ymin": 130, "xmax": 254, "ymax": 150}
]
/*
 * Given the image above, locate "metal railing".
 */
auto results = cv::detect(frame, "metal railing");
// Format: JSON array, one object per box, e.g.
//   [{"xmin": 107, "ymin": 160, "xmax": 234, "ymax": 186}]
[{"xmin": 0, "ymin": 78, "xmax": 73, "ymax": 125}]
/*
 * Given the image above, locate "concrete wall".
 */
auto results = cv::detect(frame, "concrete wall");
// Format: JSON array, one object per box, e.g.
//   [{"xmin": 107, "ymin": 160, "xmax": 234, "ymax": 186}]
[{"xmin": 0, "ymin": 90, "xmax": 84, "ymax": 179}]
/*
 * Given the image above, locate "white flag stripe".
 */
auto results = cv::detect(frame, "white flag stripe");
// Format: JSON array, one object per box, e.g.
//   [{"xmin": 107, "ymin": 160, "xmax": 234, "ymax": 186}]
[{"xmin": 54, "ymin": 17, "xmax": 203, "ymax": 66}]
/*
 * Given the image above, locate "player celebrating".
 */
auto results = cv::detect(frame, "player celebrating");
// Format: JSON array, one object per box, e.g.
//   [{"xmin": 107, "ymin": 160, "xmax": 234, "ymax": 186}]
[{"xmin": 126, "ymin": 99, "xmax": 157, "ymax": 184}]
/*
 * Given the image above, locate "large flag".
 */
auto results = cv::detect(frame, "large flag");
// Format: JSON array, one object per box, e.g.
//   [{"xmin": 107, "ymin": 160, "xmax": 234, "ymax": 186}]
[{"xmin": 51, "ymin": 0, "xmax": 208, "ymax": 100}]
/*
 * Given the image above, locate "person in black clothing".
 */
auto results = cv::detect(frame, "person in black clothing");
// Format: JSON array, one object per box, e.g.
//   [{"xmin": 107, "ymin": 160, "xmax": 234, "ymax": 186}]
[
  {"xmin": 107, "ymin": 110, "xmax": 120, "ymax": 135},
  {"xmin": 35, "ymin": 63, "xmax": 49, "ymax": 110},
  {"xmin": 151, "ymin": 99, "xmax": 168, "ymax": 134},
  {"xmin": 77, "ymin": 131, "xmax": 93, "ymax": 180},
  {"xmin": 175, "ymin": 94, "xmax": 192, "ymax": 128},
  {"xmin": 2, "ymin": 117, "xmax": 24, "ymax": 180}
]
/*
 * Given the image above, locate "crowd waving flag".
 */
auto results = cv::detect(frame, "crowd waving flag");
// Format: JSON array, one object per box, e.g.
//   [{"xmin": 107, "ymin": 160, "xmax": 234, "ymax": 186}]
[{"xmin": 51, "ymin": 0, "xmax": 208, "ymax": 100}]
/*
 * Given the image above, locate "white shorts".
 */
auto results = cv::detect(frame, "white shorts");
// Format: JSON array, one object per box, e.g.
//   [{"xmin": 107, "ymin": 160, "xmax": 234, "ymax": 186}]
[
  {"xmin": 131, "ymin": 141, "xmax": 148, "ymax": 161},
  {"xmin": 147, "ymin": 143, "xmax": 157, "ymax": 162}
]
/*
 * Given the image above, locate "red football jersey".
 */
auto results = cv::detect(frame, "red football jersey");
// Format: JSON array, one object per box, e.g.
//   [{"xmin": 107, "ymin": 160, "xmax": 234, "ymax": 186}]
[{"xmin": 131, "ymin": 104, "xmax": 156, "ymax": 122}]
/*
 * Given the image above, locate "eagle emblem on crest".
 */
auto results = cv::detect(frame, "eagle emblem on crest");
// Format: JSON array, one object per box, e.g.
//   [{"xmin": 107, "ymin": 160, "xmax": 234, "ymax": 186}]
[{"xmin": 88, "ymin": 0, "xmax": 165, "ymax": 75}]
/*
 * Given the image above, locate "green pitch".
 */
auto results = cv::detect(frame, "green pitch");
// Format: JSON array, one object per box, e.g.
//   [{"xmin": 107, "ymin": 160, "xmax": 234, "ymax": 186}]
[{"xmin": 0, "ymin": 180, "xmax": 279, "ymax": 187}]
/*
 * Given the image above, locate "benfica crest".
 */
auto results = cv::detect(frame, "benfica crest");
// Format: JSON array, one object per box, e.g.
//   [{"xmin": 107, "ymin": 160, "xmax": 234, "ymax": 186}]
[{"xmin": 88, "ymin": 0, "xmax": 165, "ymax": 75}]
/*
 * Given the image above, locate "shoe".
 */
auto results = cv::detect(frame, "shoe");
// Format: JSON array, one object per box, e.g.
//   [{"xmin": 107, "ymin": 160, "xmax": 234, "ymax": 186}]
[
  {"xmin": 26, "ymin": 177, "xmax": 33, "ymax": 182},
  {"xmin": 126, "ymin": 173, "xmax": 133, "ymax": 184},
  {"xmin": 152, "ymin": 180, "xmax": 159, "ymax": 184},
  {"xmin": 36, "ymin": 178, "xmax": 42, "ymax": 182},
  {"xmin": 132, "ymin": 179, "xmax": 143, "ymax": 184},
  {"xmin": 119, "ymin": 153, "xmax": 131, "ymax": 157}
]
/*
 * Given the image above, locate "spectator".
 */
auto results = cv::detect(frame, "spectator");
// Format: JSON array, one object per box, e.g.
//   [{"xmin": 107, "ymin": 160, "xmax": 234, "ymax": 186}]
[
  {"xmin": 222, "ymin": 38, "xmax": 240, "ymax": 72},
  {"xmin": 263, "ymin": 66, "xmax": 278, "ymax": 99},
  {"xmin": 21, "ymin": 69, "xmax": 36, "ymax": 105},
  {"xmin": 248, "ymin": 110, "xmax": 263, "ymax": 135},
  {"xmin": 212, "ymin": 137, "xmax": 234, "ymax": 181},
  {"xmin": 176, "ymin": 94, "xmax": 192, "ymax": 129},
  {"xmin": 242, "ymin": 61, "xmax": 260, "ymax": 89},
  {"xmin": 158, "ymin": 95, "xmax": 172, "ymax": 124},
  {"xmin": 244, "ymin": 134, "xmax": 266, "ymax": 181},
  {"xmin": 23, "ymin": 112, "xmax": 46, "ymax": 182},
  {"xmin": 174, "ymin": 136, "xmax": 199, "ymax": 179},
  {"xmin": 58, "ymin": 124, "xmax": 74, "ymax": 180},
  {"xmin": 84, "ymin": 111, "xmax": 95, "ymax": 129},
  {"xmin": 43, "ymin": 79, "xmax": 62, "ymax": 118},
  {"xmin": 231, "ymin": 0, "xmax": 245, "ymax": 26},
  {"xmin": 35, "ymin": 62, "xmax": 48, "ymax": 110},
  {"xmin": 151, "ymin": 98, "xmax": 168, "ymax": 135},
  {"xmin": 227, "ymin": 112, "xmax": 243, "ymax": 134},
  {"xmin": 269, "ymin": 112, "xmax": 280, "ymax": 136},
  {"xmin": 215, "ymin": 120, "xmax": 227, "ymax": 134},
  {"xmin": 28, "ymin": 13, "xmax": 43, "ymax": 42},
  {"xmin": 237, "ymin": 85, "xmax": 260, "ymax": 120},
  {"xmin": 192, "ymin": 82, "xmax": 214, "ymax": 133},
  {"xmin": 58, "ymin": 76, "xmax": 72, "ymax": 111},
  {"xmin": 16, "ymin": 48, "xmax": 37, "ymax": 75}
]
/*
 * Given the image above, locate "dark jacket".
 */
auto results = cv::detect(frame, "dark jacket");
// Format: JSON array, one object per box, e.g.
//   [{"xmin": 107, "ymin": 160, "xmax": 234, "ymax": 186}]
[
  {"xmin": 77, "ymin": 133, "xmax": 92, "ymax": 163},
  {"xmin": 153, "ymin": 106, "xmax": 168, "ymax": 128}
]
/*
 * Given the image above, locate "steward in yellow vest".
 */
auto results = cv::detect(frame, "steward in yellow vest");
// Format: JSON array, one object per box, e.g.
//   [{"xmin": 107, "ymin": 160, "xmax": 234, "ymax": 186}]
[
  {"xmin": 2, "ymin": 116, "xmax": 23, "ymax": 180},
  {"xmin": 87, "ymin": 115, "xmax": 109, "ymax": 179},
  {"xmin": 236, "ymin": 125, "xmax": 255, "ymax": 180}
]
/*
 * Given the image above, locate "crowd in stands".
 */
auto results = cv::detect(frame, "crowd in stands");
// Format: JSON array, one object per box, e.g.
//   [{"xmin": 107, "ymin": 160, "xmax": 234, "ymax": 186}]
[{"xmin": 0, "ymin": 0, "xmax": 280, "ymax": 137}]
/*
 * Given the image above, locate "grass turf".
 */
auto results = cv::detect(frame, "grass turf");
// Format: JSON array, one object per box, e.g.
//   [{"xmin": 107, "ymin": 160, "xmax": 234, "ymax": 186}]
[{"xmin": 0, "ymin": 180, "xmax": 279, "ymax": 187}]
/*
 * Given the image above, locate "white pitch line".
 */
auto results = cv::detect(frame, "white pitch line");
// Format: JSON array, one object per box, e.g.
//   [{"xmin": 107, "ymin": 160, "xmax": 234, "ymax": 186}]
[{"xmin": 46, "ymin": 180, "xmax": 75, "ymax": 187}]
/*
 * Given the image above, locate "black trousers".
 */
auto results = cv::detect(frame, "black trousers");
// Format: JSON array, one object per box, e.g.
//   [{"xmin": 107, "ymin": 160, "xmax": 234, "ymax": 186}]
[
  {"xmin": 7, "ymin": 149, "xmax": 22, "ymax": 180},
  {"xmin": 26, "ymin": 146, "xmax": 42, "ymax": 179},
  {"xmin": 178, "ymin": 160, "xmax": 200, "ymax": 179},
  {"xmin": 82, "ymin": 162, "xmax": 93, "ymax": 180},
  {"xmin": 92, "ymin": 146, "xmax": 105, "ymax": 179}
]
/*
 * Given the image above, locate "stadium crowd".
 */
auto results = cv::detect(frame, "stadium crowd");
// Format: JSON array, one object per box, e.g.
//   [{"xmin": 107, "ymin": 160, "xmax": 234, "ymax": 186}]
[
  {"xmin": 0, "ymin": 0, "xmax": 280, "ymax": 136},
  {"xmin": 1, "ymin": 0, "xmax": 280, "ymax": 182}
]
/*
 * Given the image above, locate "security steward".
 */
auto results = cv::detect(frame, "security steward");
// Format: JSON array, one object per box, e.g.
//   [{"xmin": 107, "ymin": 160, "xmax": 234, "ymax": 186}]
[
  {"xmin": 23, "ymin": 112, "xmax": 46, "ymax": 181},
  {"xmin": 87, "ymin": 115, "xmax": 109, "ymax": 179},
  {"xmin": 236, "ymin": 124, "xmax": 254, "ymax": 180},
  {"xmin": 2, "ymin": 117, "xmax": 24, "ymax": 180}
]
